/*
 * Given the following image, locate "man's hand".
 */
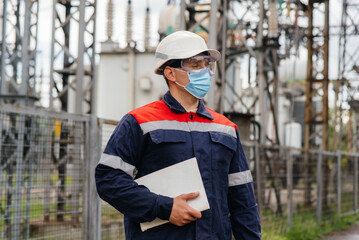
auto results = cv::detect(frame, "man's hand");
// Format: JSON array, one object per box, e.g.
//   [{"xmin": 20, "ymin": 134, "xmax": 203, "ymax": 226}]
[{"xmin": 169, "ymin": 192, "xmax": 202, "ymax": 226}]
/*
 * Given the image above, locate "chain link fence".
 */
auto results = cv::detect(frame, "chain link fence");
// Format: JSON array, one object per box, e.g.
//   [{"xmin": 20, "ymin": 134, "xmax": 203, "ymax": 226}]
[
  {"xmin": 1, "ymin": 105, "xmax": 359, "ymax": 239},
  {"xmin": 0, "ymin": 106, "xmax": 89, "ymax": 240},
  {"xmin": 243, "ymin": 143, "xmax": 359, "ymax": 232}
]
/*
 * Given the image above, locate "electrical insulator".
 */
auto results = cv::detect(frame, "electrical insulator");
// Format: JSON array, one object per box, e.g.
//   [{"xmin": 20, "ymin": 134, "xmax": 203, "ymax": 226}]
[
  {"xmin": 126, "ymin": 0, "xmax": 132, "ymax": 44},
  {"xmin": 268, "ymin": 2, "xmax": 279, "ymax": 38},
  {"xmin": 106, "ymin": 0, "xmax": 114, "ymax": 40},
  {"xmin": 144, "ymin": 6, "xmax": 150, "ymax": 50}
]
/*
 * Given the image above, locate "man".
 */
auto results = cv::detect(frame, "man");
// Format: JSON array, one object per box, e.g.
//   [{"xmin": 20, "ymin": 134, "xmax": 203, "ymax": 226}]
[{"xmin": 95, "ymin": 31, "xmax": 261, "ymax": 239}]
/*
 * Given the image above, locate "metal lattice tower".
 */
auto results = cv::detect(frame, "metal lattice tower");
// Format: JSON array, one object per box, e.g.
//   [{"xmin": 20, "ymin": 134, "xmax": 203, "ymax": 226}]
[
  {"xmin": 337, "ymin": 0, "xmax": 359, "ymax": 153},
  {"xmin": 178, "ymin": 0, "xmax": 303, "ymax": 146},
  {"xmin": 48, "ymin": 0, "xmax": 97, "ymax": 228},
  {"xmin": 303, "ymin": 0, "xmax": 329, "ymax": 207},
  {"xmin": 0, "ymin": 2, "xmax": 39, "ymax": 238},
  {"xmin": 49, "ymin": 0, "xmax": 97, "ymax": 114},
  {"xmin": 0, "ymin": 0, "xmax": 39, "ymax": 106},
  {"xmin": 177, "ymin": 0, "xmax": 299, "ymax": 214},
  {"xmin": 178, "ymin": 0, "xmax": 332, "ymax": 211},
  {"xmin": 304, "ymin": 0, "xmax": 329, "ymax": 151}
]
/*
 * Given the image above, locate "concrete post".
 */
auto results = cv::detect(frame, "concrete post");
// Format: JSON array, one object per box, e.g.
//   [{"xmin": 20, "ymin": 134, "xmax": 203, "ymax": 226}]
[{"xmin": 85, "ymin": 115, "xmax": 101, "ymax": 240}]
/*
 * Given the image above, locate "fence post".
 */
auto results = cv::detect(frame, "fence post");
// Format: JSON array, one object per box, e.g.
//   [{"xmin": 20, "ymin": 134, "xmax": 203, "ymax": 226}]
[
  {"xmin": 337, "ymin": 152, "xmax": 342, "ymax": 216},
  {"xmin": 84, "ymin": 115, "xmax": 101, "ymax": 240},
  {"xmin": 255, "ymin": 143, "xmax": 262, "ymax": 213},
  {"xmin": 25, "ymin": 117, "xmax": 37, "ymax": 239},
  {"xmin": 43, "ymin": 119, "xmax": 53, "ymax": 222},
  {"xmin": 13, "ymin": 115, "xmax": 25, "ymax": 240},
  {"xmin": 287, "ymin": 148, "xmax": 293, "ymax": 226},
  {"xmin": 355, "ymin": 155, "xmax": 358, "ymax": 213},
  {"xmin": 316, "ymin": 151, "xmax": 322, "ymax": 221},
  {"xmin": 72, "ymin": 121, "xmax": 82, "ymax": 226}
]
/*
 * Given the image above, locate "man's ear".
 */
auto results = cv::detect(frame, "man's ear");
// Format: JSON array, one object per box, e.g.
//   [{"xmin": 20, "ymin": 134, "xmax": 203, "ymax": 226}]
[{"xmin": 163, "ymin": 66, "xmax": 176, "ymax": 83}]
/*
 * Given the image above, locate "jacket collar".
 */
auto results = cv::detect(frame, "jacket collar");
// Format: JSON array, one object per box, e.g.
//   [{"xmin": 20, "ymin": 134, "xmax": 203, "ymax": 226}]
[{"xmin": 163, "ymin": 91, "xmax": 214, "ymax": 120}]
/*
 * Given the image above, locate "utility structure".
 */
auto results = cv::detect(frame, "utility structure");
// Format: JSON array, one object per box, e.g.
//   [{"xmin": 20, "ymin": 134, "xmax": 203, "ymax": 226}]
[
  {"xmin": 0, "ymin": 0, "xmax": 39, "ymax": 106},
  {"xmin": 177, "ymin": 0, "xmax": 333, "ymax": 213},
  {"xmin": 48, "ymin": 0, "xmax": 97, "ymax": 226},
  {"xmin": 303, "ymin": 0, "xmax": 329, "ymax": 207},
  {"xmin": 0, "ymin": 1, "xmax": 39, "ymax": 239},
  {"xmin": 178, "ymin": 0, "xmax": 301, "ymax": 214},
  {"xmin": 337, "ymin": 0, "xmax": 359, "ymax": 213},
  {"xmin": 49, "ymin": 0, "xmax": 97, "ymax": 114},
  {"xmin": 335, "ymin": 0, "xmax": 359, "ymax": 153},
  {"xmin": 177, "ymin": 0, "xmax": 311, "ymax": 145}
]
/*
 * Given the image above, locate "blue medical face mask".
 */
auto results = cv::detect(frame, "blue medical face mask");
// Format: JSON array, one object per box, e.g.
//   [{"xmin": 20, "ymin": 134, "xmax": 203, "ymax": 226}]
[{"xmin": 174, "ymin": 67, "xmax": 212, "ymax": 99}]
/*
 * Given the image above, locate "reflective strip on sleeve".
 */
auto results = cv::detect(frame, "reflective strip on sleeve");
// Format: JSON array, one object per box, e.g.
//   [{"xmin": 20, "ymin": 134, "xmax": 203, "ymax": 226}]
[
  {"xmin": 140, "ymin": 120, "xmax": 236, "ymax": 138},
  {"xmin": 98, "ymin": 153, "xmax": 138, "ymax": 178},
  {"xmin": 228, "ymin": 170, "xmax": 253, "ymax": 187}
]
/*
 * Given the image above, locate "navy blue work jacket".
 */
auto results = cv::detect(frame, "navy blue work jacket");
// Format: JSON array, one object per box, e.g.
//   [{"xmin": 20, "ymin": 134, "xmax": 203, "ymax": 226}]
[{"xmin": 95, "ymin": 91, "xmax": 261, "ymax": 240}]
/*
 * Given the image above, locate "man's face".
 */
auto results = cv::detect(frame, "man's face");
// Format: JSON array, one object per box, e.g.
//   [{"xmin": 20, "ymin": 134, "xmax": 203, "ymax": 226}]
[{"xmin": 173, "ymin": 53, "xmax": 208, "ymax": 86}]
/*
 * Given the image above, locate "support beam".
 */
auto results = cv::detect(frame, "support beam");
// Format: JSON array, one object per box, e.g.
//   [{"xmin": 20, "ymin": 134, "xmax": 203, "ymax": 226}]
[
  {"xmin": 49, "ymin": 0, "xmax": 97, "ymax": 114},
  {"xmin": 0, "ymin": 0, "xmax": 39, "ymax": 106},
  {"xmin": 304, "ymin": 0, "xmax": 329, "ymax": 207},
  {"xmin": 337, "ymin": 0, "xmax": 359, "ymax": 152}
]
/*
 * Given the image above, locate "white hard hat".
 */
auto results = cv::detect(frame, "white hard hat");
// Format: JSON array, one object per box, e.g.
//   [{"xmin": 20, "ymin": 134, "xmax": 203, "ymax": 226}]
[{"xmin": 154, "ymin": 31, "xmax": 221, "ymax": 75}]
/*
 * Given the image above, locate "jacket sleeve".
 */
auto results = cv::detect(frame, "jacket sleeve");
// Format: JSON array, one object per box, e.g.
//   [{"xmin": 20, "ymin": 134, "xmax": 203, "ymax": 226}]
[
  {"xmin": 95, "ymin": 114, "xmax": 173, "ymax": 223},
  {"xmin": 228, "ymin": 131, "xmax": 261, "ymax": 239}
]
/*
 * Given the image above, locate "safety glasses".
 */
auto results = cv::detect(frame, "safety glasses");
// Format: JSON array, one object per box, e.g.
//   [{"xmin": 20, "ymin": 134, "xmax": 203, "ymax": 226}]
[{"xmin": 181, "ymin": 55, "xmax": 217, "ymax": 76}]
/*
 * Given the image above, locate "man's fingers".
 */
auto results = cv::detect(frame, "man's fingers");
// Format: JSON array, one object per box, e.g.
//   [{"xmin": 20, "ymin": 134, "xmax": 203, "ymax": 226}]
[
  {"xmin": 180, "ymin": 192, "xmax": 202, "ymax": 219},
  {"xmin": 183, "ymin": 214, "xmax": 197, "ymax": 222},
  {"xmin": 187, "ymin": 206, "xmax": 202, "ymax": 219},
  {"xmin": 181, "ymin": 192, "xmax": 200, "ymax": 200},
  {"xmin": 188, "ymin": 213, "xmax": 201, "ymax": 221},
  {"xmin": 169, "ymin": 192, "xmax": 202, "ymax": 226}
]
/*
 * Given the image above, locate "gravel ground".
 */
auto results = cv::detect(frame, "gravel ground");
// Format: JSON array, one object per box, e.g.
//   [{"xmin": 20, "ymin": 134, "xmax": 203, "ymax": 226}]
[{"xmin": 323, "ymin": 223, "xmax": 359, "ymax": 240}]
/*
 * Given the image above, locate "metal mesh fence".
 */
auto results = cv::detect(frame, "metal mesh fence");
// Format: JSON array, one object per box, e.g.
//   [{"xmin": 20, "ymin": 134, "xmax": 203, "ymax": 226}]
[
  {"xmin": 339, "ymin": 153, "xmax": 356, "ymax": 214},
  {"xmin": 243, "ymin": 142, "xmax": 359, "ymax": 232},
  {"xmin": 1, "ymin": 105, "xmax": 359, "ymax": 240},
  {"xmin": 0, "ymin": 107, "xmax": 88, "ymax": 240}
]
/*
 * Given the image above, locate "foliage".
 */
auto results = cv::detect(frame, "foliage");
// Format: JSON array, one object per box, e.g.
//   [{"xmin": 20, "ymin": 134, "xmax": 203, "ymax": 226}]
[{"xmin": 262, "ymin": 213, "xmax": 359, "ymax": 240}]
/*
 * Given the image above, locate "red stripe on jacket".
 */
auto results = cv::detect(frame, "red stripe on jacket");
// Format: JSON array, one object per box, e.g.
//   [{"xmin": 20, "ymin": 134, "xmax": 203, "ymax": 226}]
[{"xmin": 129, "ymin": 100, "xmax": 238, "ymax": 131}]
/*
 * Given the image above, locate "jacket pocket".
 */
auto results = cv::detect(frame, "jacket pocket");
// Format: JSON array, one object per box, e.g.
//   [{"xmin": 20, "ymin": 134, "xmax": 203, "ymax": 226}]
[
  {"xmin": 146, "ymin": 130, "xmax": 191, "ymax": 169},
  {"xmin": 209, "ymin": 132, "xmax": 237, "ymax": 152},
  {"xmin": 149, "ymin": 130, "xmax": 187, "ymax": 144}
]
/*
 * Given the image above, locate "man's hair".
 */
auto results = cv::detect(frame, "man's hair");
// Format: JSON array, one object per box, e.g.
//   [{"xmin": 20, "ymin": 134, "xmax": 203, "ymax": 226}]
[
  {"xmin": 162, "ymin": 59, "xmax": 182, "ymax": 86},
  {"xmin": 164, "ymin": 59, "xmax": 181, "ymax": 70}
]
